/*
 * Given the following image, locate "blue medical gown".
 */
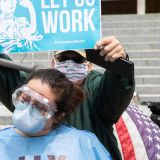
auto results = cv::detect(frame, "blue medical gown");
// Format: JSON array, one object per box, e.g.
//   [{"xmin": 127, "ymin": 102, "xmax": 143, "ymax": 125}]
[{"xmin": 0, "ymin": 125, "xmax": 112, "ymax": 160}]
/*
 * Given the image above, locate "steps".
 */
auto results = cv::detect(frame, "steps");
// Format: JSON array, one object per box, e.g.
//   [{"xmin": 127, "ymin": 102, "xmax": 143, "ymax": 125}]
[
  {"xmin": 8, "ymin": 52, "xmax": 55, "ymax": 69},
  {"xmin": 0, "ymin": 103, "xmax": 12, "ymax": 129},
  {"xmin": 101, "ymin": 14, "xmax": 160, "ymax": 103}
]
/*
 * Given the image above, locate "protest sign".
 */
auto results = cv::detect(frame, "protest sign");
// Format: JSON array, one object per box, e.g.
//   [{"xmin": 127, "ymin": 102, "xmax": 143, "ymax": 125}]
[{"xmin": 0, "ymin": 0, "xmax": 101, "ymax": 53}]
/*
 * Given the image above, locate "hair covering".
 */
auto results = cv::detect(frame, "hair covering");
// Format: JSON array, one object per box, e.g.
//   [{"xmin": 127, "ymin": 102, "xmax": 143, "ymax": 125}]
[{"xmin": 54, "ymin": 50, "xmax": 86, "ymax": 58}]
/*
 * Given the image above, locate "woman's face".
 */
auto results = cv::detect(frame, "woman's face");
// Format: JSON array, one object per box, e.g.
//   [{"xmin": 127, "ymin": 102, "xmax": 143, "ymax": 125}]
[
  {"xmin": 27, "ymin": 79, "xmax": 57, "ymax": 134},
  {"xmin": 0, "ymin": 0, "xmax": 17, "ymax": 14}
]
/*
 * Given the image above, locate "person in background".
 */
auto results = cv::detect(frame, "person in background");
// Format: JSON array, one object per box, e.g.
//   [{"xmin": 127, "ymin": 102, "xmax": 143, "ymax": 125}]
[
  {"xmin": 0, "ymin": 36, "xmax": 135, "ymax": 159},
  {"xmin": 0, "ymin": 69, "xmax": 112, "ymax": 160}
]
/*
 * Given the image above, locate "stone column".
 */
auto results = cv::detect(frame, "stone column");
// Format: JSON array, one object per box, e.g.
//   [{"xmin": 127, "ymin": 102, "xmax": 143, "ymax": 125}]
[{"xmin": 137, "ymin": 0, "xmax": 146, "ymax": 15}]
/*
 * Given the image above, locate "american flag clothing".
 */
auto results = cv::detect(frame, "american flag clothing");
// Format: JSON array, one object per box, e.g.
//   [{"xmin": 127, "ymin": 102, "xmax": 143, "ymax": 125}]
[{"xmin": 114, "ymin": 104, "xmax": 160, "ymax": 160}]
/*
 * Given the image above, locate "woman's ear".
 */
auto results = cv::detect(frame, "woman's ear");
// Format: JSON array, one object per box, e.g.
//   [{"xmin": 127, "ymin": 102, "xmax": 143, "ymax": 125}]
[
  {"xmin": 53, "ymin": 112, "xmax": 66, "ymax": 125},
  {"xmin": 87, "ymin": 62, "xmax": 93, "ymax": 72},
  {"xmin": 51, "ymin": 58, "xmax": 56, "ymax": 68},
  {"xmin": 57, "ymin": 112, "xmax": 66, "ymax": 122}
]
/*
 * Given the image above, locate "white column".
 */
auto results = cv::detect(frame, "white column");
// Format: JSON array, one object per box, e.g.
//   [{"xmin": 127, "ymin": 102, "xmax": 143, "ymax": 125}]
[{"xmin": 137, "ymin": 0, "xmax": 146, "ymax": 15}]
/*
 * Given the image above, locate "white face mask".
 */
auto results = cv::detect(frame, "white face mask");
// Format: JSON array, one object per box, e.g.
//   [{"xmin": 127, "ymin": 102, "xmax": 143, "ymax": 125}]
[
  {"xmin": 11, "ymin": 85, "xmax": 57, "ymax": 134},
  {"xmin": 12, "ymin": 102, "xmax": 47, "ymax": 134},
  {"xmin": 54, "ymin": 60, "xmax": 88, "ymax": 81}
]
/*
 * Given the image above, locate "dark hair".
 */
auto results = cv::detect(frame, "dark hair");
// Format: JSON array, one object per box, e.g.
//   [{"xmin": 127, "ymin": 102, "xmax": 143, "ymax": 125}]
[{"xmin": 26, "ymin": 69, "xmax": 84, "ymax": 116}]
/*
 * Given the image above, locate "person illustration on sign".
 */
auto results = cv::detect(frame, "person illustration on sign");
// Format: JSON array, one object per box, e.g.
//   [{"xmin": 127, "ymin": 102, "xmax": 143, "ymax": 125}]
[{"xmin": 0, "ymin": 0, "xmax": 43, "ymax": 52}]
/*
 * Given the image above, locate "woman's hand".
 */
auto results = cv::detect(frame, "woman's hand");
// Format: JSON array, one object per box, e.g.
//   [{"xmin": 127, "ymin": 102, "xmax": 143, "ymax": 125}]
[{"xmin": 94, "ymin": 36, "xmax": 126, "ymax": 62}]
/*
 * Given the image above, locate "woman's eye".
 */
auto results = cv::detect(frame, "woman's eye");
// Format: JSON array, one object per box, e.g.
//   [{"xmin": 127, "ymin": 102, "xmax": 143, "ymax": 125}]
[
  {"xmin": 22, "ymin": 96, "xmax": 30, "ymax": 102},
  {"xmin": 21, "ymin": 93, "xmax": 31, "ymax": 102},
  {"xmin": 18, "ymin": 96, "xmax": 25, "ymax": 103},
  {"xmin": 34, "ymin": 101, "xmax": 47, "ymax": 112}
]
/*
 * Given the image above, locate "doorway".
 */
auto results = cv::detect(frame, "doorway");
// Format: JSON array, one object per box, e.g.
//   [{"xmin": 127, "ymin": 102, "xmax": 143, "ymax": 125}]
[
  {"xmin": 146, "ymin": 0, "xmax": 160, "ymax": 13},
  {"xmin": 101, "ymin": 0, "xmax": 137, "ymax": 15}
]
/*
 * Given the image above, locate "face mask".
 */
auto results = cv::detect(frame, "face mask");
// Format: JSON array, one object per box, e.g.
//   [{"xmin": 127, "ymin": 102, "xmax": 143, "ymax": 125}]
[
  {"xmin": 12, "ymin": 101, "xmax": 47, "ymax": 134},
  {"xmin": 54, "ymin": 60, "xmax": 88, "ymax": 81}
]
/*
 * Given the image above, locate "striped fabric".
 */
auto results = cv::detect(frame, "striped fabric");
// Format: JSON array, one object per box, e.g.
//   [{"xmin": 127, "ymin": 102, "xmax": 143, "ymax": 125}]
[{"xmin": 114, "ymin": 104, "xmax": 160, "ymax": 160}]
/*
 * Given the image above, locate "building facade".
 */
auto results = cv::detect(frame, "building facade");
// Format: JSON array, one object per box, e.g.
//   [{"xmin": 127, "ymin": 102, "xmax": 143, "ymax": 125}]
[{"xmin": 101, "ymin": 0, "xmax": 160, "ymax": 15}]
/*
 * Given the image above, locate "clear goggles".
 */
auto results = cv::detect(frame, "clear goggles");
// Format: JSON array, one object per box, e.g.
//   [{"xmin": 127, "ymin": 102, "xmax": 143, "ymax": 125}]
[{"xmin": 12, "ymin": 85, "xmax": 57, "ymax": 119}]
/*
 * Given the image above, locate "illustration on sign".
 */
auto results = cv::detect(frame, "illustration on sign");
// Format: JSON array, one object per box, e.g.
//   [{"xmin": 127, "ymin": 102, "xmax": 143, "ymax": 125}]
[
  {"xmin": 0, "ymin": 0, "xmax": 101, "ymax": 53},
  {"xmin": 0, "ymin": 0, "xmax": 43, "ymax": 53}
]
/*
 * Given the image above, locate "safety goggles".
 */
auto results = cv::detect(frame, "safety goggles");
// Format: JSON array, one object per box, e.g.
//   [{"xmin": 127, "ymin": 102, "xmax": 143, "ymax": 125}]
[
  {"xmin": 55, "ymin": 52, "xmax": 86, "ymax": 64},
  {"xmin": 12, "ymin": 85, "xmax": 57, "ymax": 119}
]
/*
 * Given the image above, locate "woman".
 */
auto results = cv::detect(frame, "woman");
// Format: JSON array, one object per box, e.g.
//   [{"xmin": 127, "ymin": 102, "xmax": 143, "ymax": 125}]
[{"xmin": 0, "ymin": 69, "xmax": 112, "ymax": 160}]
